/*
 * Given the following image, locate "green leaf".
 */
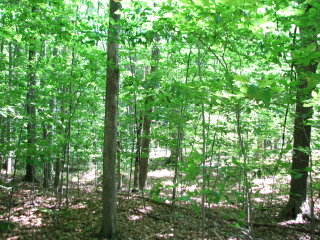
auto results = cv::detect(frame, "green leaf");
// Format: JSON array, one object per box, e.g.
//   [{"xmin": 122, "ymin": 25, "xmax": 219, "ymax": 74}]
[
  {"xmin": 193, "ymin": 201, "xmax": 200, "ymax": 214},
  {"xmin": 312, "ymin": 91, "xmax": 318, "ymax": 99},
  {"xmin": 305, "ymin": 167, "xmax": 314, "ymax": 173},
  {"xmin": 232, "ymin": 156, "xmax": 242, "ymax": 167},
  {"xmin": 261, "ymin": 88, "xmax": 271, "ymax": 104},
  {"xmin": 175, "ymin": 195, "xmax": 191, "ymax": 202},
  {"xmin": 257, "ymin": 169, "xmax": 262, "ymax": 178},
  {"xmin": 233, "ymin": 74, "xmax": 249, "ymax": 83},
  {"xmin": 200, "ymin": 0, "xmax": 210, "ymax": 6},
  {"xmin": 186, "ymin": 163, "xmax": 201, "ymax": 180}
]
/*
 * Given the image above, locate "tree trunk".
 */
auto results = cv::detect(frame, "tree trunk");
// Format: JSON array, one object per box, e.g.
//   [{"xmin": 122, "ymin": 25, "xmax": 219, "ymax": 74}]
[
  {"xmin": 42, "ymin": 123, "xmax": 49, "ymax": 188},
  {"xmin": 24, "ymin": 37, "xmax": 37, "ymax": 182},
  {"xmin": 139, "ymin": 108, "xmax": 152, "ymax": 190},
  {"xmin": 138, "ymin": 42, "xmax": 160, "ymax": 190},
  {"xmin": 6, "ymin": 43, "xmax": 13, "ymax": 175},
  {"xmin": 132, "ymin": 115, "xmax": 142, "ymax": 192},
  {"xmin": 99, "ymin": 0, "xmax": 121, "ymax": 238},
  {"xmin": 280, "ymin": 4, "xmax": 318, "ymax": 220},
  {"xmin": 43, "ymin": 97, "xmax": 55, "ymax": 188},
  {"xmin": 55, "ymin": 84, "xmax": 66, "ymax": 191},
  {"xmin": 116, "ymin": 139, "xmax": 121, "ymax": 191},
  {"xmin": 54, "ymin": 155, "xmax": 61, "ymax": 189},
  {"xmin": 65, "ymin": 45, "xmax": 75, "ymax": 208}
]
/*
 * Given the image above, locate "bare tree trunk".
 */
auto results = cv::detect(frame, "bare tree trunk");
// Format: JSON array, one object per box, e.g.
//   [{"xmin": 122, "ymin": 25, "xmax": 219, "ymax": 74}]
[
  {"xmin": 139, "ymin": 108, "xmax": 152, "ymax": 190},
  {"xmin": 43, "ymin": 97, "xmax": 55, "ymax": 188},
  {"xmin": 6, "ymin": 43, "xmax": 13, "ymax": 175},
  {"xmin": 54, "ymin": 155, "xmax": 61, "ymax": 189},
  {"xmin": 132, "ymin": 115, "xmax": 142, "ymax": 192},
  {"xmin": 65, "ymin": 45, "xmax": 76, "ymax": 208},
  {"xmin": 24, "ymin": 34, "xmax": 37, "ymax": 182},
  {"xmin": 99, "ymin": 0, "xmax": 121, "ymax": 238},
  {"xmin": 198, "ymin": 44, "xmax": 207, "ymax": 240},
  {"xmin": 55, "ymin": 85, "xmax": 66, "ymax": 191}
]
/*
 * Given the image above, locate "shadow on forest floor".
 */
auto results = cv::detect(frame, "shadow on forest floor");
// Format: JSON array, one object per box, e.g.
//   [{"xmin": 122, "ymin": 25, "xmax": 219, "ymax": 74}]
[{"xmin": 0, "ymin": 170, "xmax": 319, "ymax": 240}]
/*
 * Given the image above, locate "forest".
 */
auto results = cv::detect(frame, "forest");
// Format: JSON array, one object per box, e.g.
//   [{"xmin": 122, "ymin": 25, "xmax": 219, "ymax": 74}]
[{"xmin": 0, "ymin": 0, "xmax": 319, "ymax": 239}]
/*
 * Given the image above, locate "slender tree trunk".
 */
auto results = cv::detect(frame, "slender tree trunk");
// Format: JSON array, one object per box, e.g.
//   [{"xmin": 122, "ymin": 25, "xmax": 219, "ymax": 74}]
[
  {"xmin": 172, "ymin": 126, "xmax": 182, "ymax": 204},
  {"xmin": 235, "ymin": 106, "xmax": 252, "ymax": 232},
  {"xmin": 38, "ymin": 41, "xmax": 51, "ymax": 189},
  {"xmin": 99, "ymin": 0, "xmax": 121, "ymax": 238},
  {"xmin": 172, "ymin": 47, "xmax": 191, "ymax": 205},
  {"xmin": 42, "ymin": 123, "xmax": 49, "ymax": 188},
  {"xmin": 0, "ymin": 119, "xmax": 4, "ymax": 169},
  {"xmin": 55, "ymin": 86, "xmax": 66, "ymax": 190},
  {"xmin": 128, "ymin": 107, "xmax": 136, "ymax": 195},
  {"xmin": 198, "ymin": 44, "xmax": 207, "ymax": 239},
  {"xmin": 24, "ymin": 36, "xmax": 37, "ymax": 182},
  {"xmin": 132, "ymin": 115, "xmax": 142, "ymax": 192},
  {"xmin": 54, "ymin": 155, "xmax": 61, "ymax": 189},
  {"xmin": 0, "ymin": 41, "xmax": 4, "ymax": 170},
  {"xmin": 65, "ymin": 45, "xmax": 75, "ymax": 208},
  {"xmin": 6, "ymin": 43, "xmax": 13, "ymax": 175},
  {"xmin": 43, "ymin": 97, "xmax": 55, "ymax": 188},
  {"xmin": 280, "ymin": 4, "xmax": 318, "ymax": 220},
  {"xmin": 138, "ymin": 41, "xmax": 160, "ymax": 190},
  {"xmin": 139, "ymin": 108, "xmax": 152, "ymax": 190}
]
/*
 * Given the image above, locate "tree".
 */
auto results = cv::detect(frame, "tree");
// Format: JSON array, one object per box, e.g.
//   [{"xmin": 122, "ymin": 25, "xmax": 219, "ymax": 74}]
[
  {"xmin": 280, "ymin": 2, "xmax": 319, "ymax": 220},
  {"xmin": 99, "ymin": 0, "xmax": 121, "ymax": 238},
  {"xmin": 139, "ymin": 39, "xmax": 160, "ymax": 190},
  {"xmin": 24, "ymin": 6, "xmax": 38, "ymax": 182}
]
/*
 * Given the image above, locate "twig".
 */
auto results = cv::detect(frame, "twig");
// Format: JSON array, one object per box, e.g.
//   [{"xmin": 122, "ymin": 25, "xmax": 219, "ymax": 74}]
[{"xmin": 213, "ymin": 229, "xmax": 223, "ymax": 240}]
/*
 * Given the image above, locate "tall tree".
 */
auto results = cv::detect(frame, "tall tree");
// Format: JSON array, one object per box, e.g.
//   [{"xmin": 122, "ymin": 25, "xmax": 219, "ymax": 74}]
[
  {"xmin": 280, "ymin": 2, "xmax": 319, "ymax": 220},
  {"xmin": 139, "ymin": 39, "xmax": 160, "ymax": 190},
  {"xmin": 99, "ymin": 0, "xmax": 121, "ymax": 238},
  {"xmin": 24, "ymin": 6, "xmax": 38, "ymax": 182}
]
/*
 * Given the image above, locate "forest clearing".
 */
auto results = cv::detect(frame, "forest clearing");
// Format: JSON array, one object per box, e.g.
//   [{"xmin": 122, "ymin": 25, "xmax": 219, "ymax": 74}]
[{"xmin": 0, "ymin": 0, "xmax": 320, "ymax": 239}]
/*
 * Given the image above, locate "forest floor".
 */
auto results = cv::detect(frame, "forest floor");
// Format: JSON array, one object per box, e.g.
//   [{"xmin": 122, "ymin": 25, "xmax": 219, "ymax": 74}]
[{"xmin": 1, "ymin": 167, "xmax": 320, "ymax": 240}]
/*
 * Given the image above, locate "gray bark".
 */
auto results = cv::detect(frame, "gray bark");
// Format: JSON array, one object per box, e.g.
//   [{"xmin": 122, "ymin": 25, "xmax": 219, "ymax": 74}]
[{"xmin": 99, "ymin": 0, "xmax": 121, "ymax": 238}]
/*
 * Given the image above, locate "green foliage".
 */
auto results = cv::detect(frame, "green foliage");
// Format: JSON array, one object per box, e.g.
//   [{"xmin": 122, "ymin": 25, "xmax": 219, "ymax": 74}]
[
  {"xmin": 0, "ymin": 221, "xmax": 16, "ymax": 233},
  {"xmin": 149, "ymin": 182, "xmax": 163, "ymax": 200},
  {"xmin": 0, "ymin": 0, "xmax": 319, "ymax": 231}
]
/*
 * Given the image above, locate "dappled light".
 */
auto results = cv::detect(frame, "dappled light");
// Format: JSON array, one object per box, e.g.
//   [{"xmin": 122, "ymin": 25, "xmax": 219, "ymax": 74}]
[
  {"xmin": 156, "ymin": 232, "xmax": 175, "ymax": 239},
  {"xmin": 128, "ymin": 214, "xmax": 144, "ymax": 221},
  {"xmin": 1, "ymin": 0, "xmax": 320, "ymax": 239}
]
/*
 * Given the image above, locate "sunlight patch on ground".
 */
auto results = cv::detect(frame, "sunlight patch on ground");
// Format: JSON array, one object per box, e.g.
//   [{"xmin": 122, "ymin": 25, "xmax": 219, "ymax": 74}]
[
  {"xmin": 138, "ymin": 205, "xmax": 153, "ymax": 213},
  {"xmin": 81, "ymin": 168, "xmax": 97, "ymax": 181},
  {"xmin": 148, "ymin": 169, "xmax": 174, "ymax": 178},
  {"xmin": 156, "ymin": 233, "xmax": 174, "ymax": 238},
  {"xmin": 11, "ymin": 211, "xmax": 43, "ymax": 227},
  {"xmin": 70, "ymin": 202, "xmax": 87, "ymax": 209},
  {"xmin": 128, "ymin": 214, "xmax": 143, "ymax": 221},
  {"xmin": 252, "ymin": 175, "xmax": 290, "ymax": 195}
]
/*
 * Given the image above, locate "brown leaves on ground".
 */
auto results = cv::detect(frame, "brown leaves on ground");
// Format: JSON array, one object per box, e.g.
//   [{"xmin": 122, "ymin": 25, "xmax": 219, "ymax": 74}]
[{"xmin": 0, "ymin": 177, "xmax": 319, "ymax": 239}]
